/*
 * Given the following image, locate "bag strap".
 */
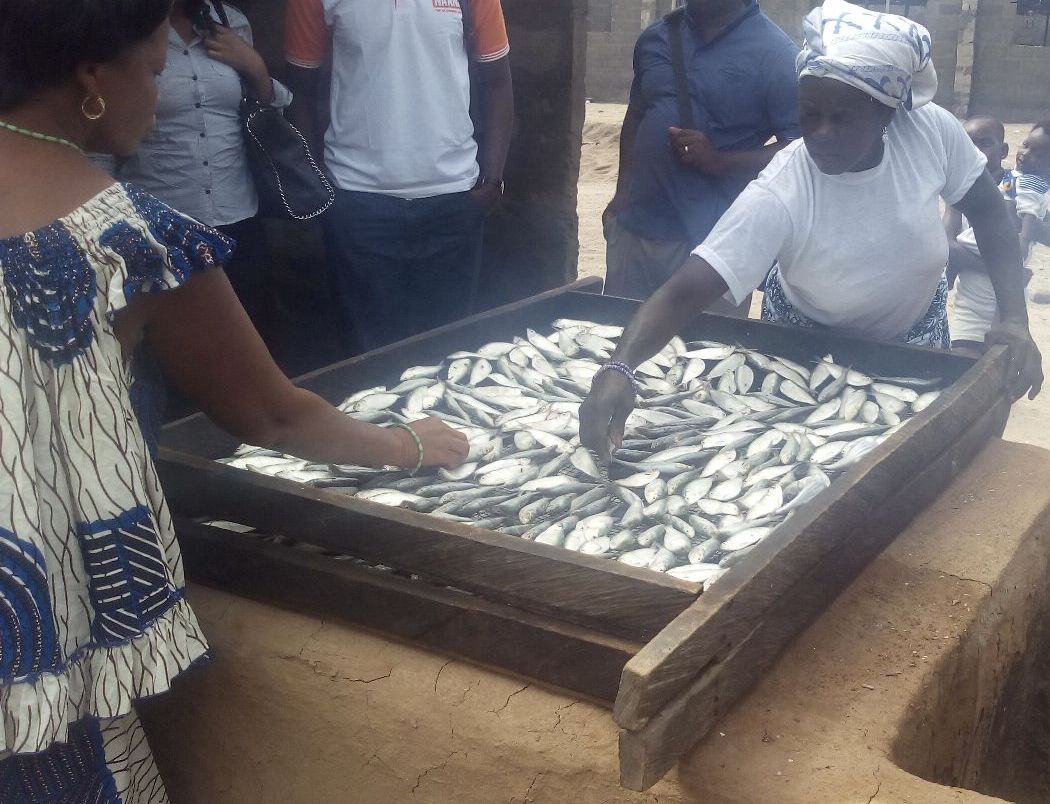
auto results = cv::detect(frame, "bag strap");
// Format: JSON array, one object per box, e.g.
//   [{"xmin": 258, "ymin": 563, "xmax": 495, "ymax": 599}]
[
  {"xmin": 667, "ymin": 8, "xmax": 695, "ymax": 130},
  {"xmin": 212, "ymin": 0, "xmax": 231, "ymax": 28}
]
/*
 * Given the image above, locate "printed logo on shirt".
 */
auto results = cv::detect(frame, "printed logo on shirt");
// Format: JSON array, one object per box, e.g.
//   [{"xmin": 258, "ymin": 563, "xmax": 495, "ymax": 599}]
[{"xmin": 433, "ymin": 0, "xmax": 463, "ymax": 12}]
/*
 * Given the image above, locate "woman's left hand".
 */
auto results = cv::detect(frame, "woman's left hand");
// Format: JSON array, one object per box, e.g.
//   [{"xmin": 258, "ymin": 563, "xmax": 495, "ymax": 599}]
[
  {"xmin": 986, "ymin": 318, "xmax": 1044, "ymax": 400},
  {"xmin": 204, "ymin": 27, "xmax": 273, "ymax": 102}
]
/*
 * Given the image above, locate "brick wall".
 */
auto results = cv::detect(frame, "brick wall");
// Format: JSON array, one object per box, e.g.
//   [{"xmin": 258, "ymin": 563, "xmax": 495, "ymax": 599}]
[
  {"xmin": 969, "ymin": 0, "xmax": 1050, "ymax": 121},
  {"xmin": 584, "ymin": 0, "xmax": 968, "ymax": 110},
  {"xmin": 586, "ymin": 0, "xmax": 643, "ymax": 101}
]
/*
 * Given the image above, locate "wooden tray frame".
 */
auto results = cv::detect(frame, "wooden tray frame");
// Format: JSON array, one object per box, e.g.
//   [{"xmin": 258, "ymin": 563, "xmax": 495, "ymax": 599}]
[{"xmin": 158, "ymin": 279, "xmax": 1009, "ymax": 789}]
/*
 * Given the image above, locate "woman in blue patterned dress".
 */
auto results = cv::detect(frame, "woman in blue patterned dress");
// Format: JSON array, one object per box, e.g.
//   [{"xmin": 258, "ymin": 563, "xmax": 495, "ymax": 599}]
[{"xmin": 0, "ymin": 1, "xmax": 469, "ymax": 801}]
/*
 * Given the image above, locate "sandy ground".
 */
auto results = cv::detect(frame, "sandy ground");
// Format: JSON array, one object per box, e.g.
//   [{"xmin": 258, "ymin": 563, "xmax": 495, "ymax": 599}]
[{"xmin": 577, "ymin": 104, "xmax": 1050, "ymax": 449}]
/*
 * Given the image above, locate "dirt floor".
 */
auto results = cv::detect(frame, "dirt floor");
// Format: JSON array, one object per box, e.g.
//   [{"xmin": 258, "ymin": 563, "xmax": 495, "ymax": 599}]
[{"xmin": 577, "ymin": 104, "xmax": 1050, "ymax": 450}]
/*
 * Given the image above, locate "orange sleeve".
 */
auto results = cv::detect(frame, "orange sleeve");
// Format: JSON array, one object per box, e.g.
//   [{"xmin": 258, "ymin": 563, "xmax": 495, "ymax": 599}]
[
  {"xmin": 285, "ymin": 0, "xmax": 329, "ymax": 68},
  {"xmin": 471, "ymin": 0, "xmax": 510, "ymax": 63}
]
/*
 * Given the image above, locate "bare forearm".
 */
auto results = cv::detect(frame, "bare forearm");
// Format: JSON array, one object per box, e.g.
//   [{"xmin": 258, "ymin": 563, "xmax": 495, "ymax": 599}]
[
  {"xmin": 286, "ymin": 65, "xmax": 323, "ymax": 158},
  {"xmin": 957, "ymin": 173, "xmax": 1028, "ymax": 323},
  {"xmin": 972, "ymin": 209, "xmax": 1027, "ymax": 322},
  {"xmin": 706, "ymin": 140, "xmax": 789, "ymax": 178},
  {"xmin": 261, "ymin": 389, "xmax": 409, "ymax": 467},
  {"xmin": 611, "ymin": 256, "xmax": 731, "ymax": 367},
  {"xmin": 242, "ymin": 56, "xmax": 274, "ymax": 103},
  {"xmin": 477, "ymin": 59, "xmax": 513, "ymax": 180}
]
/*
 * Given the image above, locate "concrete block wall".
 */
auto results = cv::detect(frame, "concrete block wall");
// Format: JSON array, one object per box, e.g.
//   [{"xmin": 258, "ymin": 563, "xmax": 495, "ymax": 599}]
[
  {"xmin": 586, "ymin": 0, "xmax": 678, "ymax": 101},
  {"xmin": 970, "ymin": 0, "xmax": 1050, "ymax": 121},
  {"xmin": 586, "ymin": 0, "xmax": 645, "ymax": 101},
  {"xmin": 585, "ymin": 0, "xmax": 963, "ymax": 107}
]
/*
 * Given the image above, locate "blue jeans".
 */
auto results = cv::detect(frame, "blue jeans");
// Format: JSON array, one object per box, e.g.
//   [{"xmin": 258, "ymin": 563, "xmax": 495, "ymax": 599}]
[{"xmin": 324, "ymin": 189, "xmax": 485, "ymax": 352}]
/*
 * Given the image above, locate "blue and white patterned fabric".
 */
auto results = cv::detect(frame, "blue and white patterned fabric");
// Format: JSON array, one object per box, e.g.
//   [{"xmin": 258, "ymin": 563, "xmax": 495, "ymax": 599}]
[
  {"xmin": 797, "ymin": 0, "xmax": 936, "ymax": 111},
  {"xmin": 762, "ymin": 264, "xmax": 951, "ymax": 349},
  {"xmin": 0, "ymin": 712, "xmax": 166, "ymax": 803},
  {"xmin": 0, "ymin": 183, "xmax": 228, "ymax": 799}
]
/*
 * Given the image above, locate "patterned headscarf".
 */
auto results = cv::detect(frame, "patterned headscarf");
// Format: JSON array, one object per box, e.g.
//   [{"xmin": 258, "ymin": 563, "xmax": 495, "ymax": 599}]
[{"xmin": 797, "ymin": 0, "xmax": 937, "ymax": 111}]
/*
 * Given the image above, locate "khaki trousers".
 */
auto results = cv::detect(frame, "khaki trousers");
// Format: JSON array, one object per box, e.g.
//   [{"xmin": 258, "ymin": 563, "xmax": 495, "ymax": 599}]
[{"xmin": 603, "ymin": 217, "xmax": 751, "ymax": 317}]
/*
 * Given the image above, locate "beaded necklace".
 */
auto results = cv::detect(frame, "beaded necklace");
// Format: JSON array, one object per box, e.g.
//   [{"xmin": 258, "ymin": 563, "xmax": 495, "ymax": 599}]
[{"xmin": 0, "ymin": 120, "xmax": 85, "ymax": 156}]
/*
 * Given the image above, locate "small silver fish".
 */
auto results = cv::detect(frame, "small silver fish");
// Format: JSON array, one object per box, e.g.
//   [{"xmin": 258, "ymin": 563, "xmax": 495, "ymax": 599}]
[
  {"xmin": 780, "ymin": 380, "xmax": 817, "ymax": 405},
  {"xmin": 620, "ymin": 547, "xmax": 658, "ymax": 567},
  {"xmin": 912, "ymin": 390, "xmax": 941, "ymax": 413},
  {"xmin": 721, "ymin": 527, "xmax": 771, "ymax": 552},
  {"xmin": 447, "ymin": 358, "xmax": 473, "ymax": 384},
  {"xmin": 636, "ymin": 524, "xmax": 666, "ymax": 547},
  {"xmin": 648, "ymin": 547, "xmax": 678, "ymax": 572},
  {"xmin": 860, "ymin": 400, "xmax": 880, "ymax": 423},
  {"xmin": 644, "ymin": 477, "xmax": 667, "ymax": 504},
  {"xmin": 663, "ymin": 529, "xmax": 693, "ymax": 555},
  {"xmin": 708, "ymin": 352, "xmax": 745, "ymax": 379},
  {"xmin": 805, "ymin": 399, "xmax": 841, "ymax": 424},
  {"xmin": 710, "ymin": 477, "xmax": 744, "ymax": 501},
  {"xmin": 667, "ymin": 563, "xmax": 723, "ymax": 583}
]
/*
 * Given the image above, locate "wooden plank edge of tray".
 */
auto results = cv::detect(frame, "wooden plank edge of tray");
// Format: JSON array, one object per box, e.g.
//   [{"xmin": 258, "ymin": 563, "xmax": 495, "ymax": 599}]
[
  {"xmin": 612, "ymin": 346, "xmax": 1009, "ymax": 731},
  {"xmin": 157, "ymin": 455, "xmax": 700, "ymax": 644},
  {"xmin": 616, "ymin": 395, "xmax": 1009, "ymax": 791},
  {"xmin": 175, "ymin": 518, "xmax": 639, "ymax": 705}
]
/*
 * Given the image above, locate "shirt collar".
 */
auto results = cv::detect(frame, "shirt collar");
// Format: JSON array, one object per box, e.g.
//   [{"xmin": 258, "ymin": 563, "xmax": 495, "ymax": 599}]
[
  {"xmin": 169, "ymin": 24, "xmax": 203, "ymax": 49},
  {"xmin": 684, "ymin": 0, "xmax": 761, "ymax": 47}
]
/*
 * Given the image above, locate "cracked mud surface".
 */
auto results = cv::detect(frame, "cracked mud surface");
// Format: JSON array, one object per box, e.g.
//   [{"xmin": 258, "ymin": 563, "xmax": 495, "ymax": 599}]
[{"xmin": 139, "ymin": 443, "xmax": 1050, "ymax": 803}]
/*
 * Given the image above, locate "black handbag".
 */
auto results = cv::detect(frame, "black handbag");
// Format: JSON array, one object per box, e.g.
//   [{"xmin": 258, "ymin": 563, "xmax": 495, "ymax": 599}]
[{"xmin": 212, "ymin": 2, "xmax": 335, "ymax": 221}]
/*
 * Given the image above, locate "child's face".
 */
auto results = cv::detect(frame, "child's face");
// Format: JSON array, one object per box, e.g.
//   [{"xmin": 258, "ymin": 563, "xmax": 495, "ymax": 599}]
[
  {"xmin": 1017, "ymin": 127, "xmax": 1050, "ymax": 178},
  {"xmin": 964, "ymin": 119, "xmax": 1008, "ymax": 176}
]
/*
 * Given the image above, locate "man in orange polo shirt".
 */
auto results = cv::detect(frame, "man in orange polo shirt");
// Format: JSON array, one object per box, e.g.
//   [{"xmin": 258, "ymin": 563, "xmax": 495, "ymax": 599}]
[{"xmin": 286, "ymin": 0, "xmax": 513, "ymax": 351}]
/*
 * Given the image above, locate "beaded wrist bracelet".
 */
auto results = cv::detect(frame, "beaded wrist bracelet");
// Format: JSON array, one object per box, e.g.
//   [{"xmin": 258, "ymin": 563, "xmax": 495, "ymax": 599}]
[
  {"xmin": 595, "ymin": 360, "xmax": 639, "ymax": 392},
  {"xmin": 390, "ymin": 423, "xmax": 424, "ymax": 476}
]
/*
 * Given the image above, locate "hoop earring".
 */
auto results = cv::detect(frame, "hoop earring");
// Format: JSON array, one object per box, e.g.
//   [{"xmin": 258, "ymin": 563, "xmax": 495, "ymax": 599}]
[{"xmin": 81, "ymin": 95, "xmax": 106, "ymax": 121}]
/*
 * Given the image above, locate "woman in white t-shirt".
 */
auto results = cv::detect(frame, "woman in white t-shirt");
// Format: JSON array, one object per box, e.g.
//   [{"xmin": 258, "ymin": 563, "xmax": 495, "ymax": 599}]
[{"xmin": 581, "ymin": 0, "xmax": 1041, "ymax": 458}]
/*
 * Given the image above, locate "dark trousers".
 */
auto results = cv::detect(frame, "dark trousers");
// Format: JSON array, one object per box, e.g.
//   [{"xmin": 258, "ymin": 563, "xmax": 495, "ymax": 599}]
[
  {"xmin": 216, "ymin": 216, "xmax": 283, "ymax": 357},
  {"xmin": 323, "ymin": 189, "xmax": 485, "ymax": 353}
]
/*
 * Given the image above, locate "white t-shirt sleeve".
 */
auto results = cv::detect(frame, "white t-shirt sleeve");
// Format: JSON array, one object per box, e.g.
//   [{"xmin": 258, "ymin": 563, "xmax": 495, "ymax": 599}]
[
  {"xmin": 692, "ymin": 184, "xmax": 792, "ymax": 306},
  {"xmin": 933, "ymin": 105, "xmax": 988, "ymax": 205}
]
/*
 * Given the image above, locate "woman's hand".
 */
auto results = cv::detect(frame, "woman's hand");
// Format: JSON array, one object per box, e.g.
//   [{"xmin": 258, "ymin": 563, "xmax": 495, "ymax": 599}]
[
  {"xmin": 579, "ymin": 370, "xmax": 636, "ymax": 465},
  {"xmin": 204, "ymin": 27, "xmax": 273, "ymax": 102},
  {"xmin": 986, "ymin": 318, "xmax": 1044, "ymax": 400},
  {"xmin": 398, "ymin": 417, "xmax": 470, "ymax": 469}
]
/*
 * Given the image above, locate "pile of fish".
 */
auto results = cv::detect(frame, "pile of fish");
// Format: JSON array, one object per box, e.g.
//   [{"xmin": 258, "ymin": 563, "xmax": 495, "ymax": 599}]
[{"xmin": 221, "ymin": 319, "xmax": 943, "ymax": 587}]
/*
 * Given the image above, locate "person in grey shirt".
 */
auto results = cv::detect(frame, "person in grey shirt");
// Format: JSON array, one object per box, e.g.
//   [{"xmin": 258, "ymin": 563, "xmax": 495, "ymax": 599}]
[{"xmin": 117, "ymin": 0, "xmax": 291, "ymax": 350}]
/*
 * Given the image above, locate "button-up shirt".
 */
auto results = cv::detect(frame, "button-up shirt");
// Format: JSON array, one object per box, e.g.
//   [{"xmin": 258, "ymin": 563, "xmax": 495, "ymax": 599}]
[
  {"xmin": 118, "ymin": 3, "xmax": 292, "ymax": 226},
  {"xmin": 620, "ymin": 2, "xmax": 801, "ymax": 245}
]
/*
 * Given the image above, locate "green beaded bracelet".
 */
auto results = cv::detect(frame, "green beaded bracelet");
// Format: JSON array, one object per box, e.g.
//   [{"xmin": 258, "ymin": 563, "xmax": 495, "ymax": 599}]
[{"xmin": 390, "ymin": 423, "xmax": 424, "ymax": 476}]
